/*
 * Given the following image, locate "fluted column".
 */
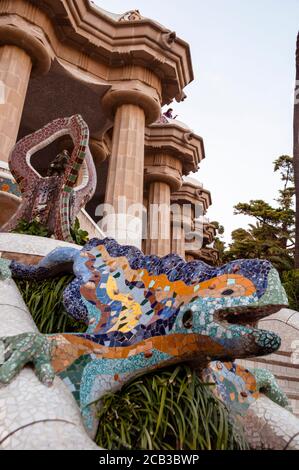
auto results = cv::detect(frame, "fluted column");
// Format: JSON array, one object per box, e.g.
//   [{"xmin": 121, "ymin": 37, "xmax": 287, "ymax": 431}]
[
  {"xmin": 105, "ymin": 104, "xmax": 145, "ymax": 209},
  {"xmin": 103, "ymin": 104, "xmax": 145, "ymax": 247},
  {"xmin": 171, "ymin": 181, "xmax": 212, "ymax": 261},
  {"xmin": 0, "ymin": 16, "xmax": 51, "ymax": 163},
  {"xmin": 0, "ymin": 46, "xmax": 32, "ymax": 162},
  {"xmin": 145, "ymin": 181, "xmax": 171, "ymax": 257},
  {"xmin": 171, "ymin": 212, "xmax": 186, "ymax": 259},
  {"xmin": 144, "ymin": 153, "xmax": 182, "ymax": 257},
  {"xmin": 102, "ymin": 76, "xmax": 161, "ymax": 248}
]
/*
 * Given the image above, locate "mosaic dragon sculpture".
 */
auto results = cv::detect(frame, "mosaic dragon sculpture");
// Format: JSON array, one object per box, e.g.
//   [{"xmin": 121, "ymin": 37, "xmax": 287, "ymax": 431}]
[
  {"xmin": 0, "ymin": 115, "xmax": 96, "ymax": 241},
  {"xmin": 0, "ymin": 237, "xmax": 291, "ymax": 441}
]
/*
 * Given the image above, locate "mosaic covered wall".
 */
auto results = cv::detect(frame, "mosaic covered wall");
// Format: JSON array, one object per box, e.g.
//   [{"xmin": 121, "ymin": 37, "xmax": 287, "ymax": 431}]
[{"xmin": 0, "ymin": 176, "xmax": 21, "ymax": 198}]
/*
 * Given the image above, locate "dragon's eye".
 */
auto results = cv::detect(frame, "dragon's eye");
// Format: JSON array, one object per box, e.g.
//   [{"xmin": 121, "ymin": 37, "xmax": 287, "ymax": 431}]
[
  {"xmin": 221, "ymin": 289, "xmax": 234, "ymax": 296},
  {"xmin": 182, "ymin": 309, "xmax": 193, "ymax": 329}
]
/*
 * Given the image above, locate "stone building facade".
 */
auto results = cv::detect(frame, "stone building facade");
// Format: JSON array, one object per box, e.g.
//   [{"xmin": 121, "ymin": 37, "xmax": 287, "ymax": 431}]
[{"xmin": 0, "ymin": 0, "xmax": 217, "ymax": 263}]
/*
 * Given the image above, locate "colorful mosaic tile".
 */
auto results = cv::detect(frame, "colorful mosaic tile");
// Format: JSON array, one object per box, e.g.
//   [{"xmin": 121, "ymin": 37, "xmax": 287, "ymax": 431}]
[
  {"xmin": 0, "ymin": 237, "xmax": 290, "ymax": 436},
  {"xmin": 0, "ymin": 176, "xmax": 21, "ymax": 197},
  {"xmin": 1, "ymin": 115, "xmax": 96, "ymax": 241}
]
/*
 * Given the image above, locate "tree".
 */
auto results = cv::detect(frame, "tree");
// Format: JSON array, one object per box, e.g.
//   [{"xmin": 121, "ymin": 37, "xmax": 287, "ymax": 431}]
[
  {"xmin": 209, "ymin": 221, "xmax": 226, "ymax": 266},
  {"xmin": 225, "ymin": 156, "xmax": 295, "ymax": 274},
  {"xmin": 293, "ymin": 32, "xmax": 299, "ymax": 267}
]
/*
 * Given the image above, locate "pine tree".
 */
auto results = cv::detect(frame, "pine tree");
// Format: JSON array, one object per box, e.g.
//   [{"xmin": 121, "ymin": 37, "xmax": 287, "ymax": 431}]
[{"xmin": 225, "ymin": 156, "xmax": 294, "ymax": 273}]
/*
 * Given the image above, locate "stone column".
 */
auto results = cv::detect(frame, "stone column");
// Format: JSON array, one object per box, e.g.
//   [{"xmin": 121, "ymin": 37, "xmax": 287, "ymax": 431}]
[
  {"xmin": 171, "ymin": 208, "xmax": 196, "ymax": 260},
  {"xmin": 102, "ymin": 77, "xmax": 161, "ymax": 248},
  {"xmin": 0, "ymin": 46, "xmax": 32, "ymax": 163},
  {"xmin": 144, "ymin": 122, "xmax": 204, "ymax": 257},
  {"xmin": 144, "ymin": 153, "xmax": 182, "ymax": 257},
  {"xmin": 0, "ymin": 19, "xmax": 51, "ymax": 163},
  {"xmin": 171, "ymin": 181, "xmax": 208, "ymax": 260},
  {"xmin": 171, "ymin": 212, "xmax": 186, "ymax": 259},
  {"xmin": 104, "ymin": 104, "xmax": 145, "ymax": 247},
  {"xmin": 146, "ymin": 181, "xmax": 171, "ymax": 257}
]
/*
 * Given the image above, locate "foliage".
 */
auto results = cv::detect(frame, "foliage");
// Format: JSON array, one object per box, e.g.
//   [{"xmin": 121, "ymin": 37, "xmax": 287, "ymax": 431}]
[
  {"xmin": 292, "ymin": 34, "xmax": 299, "ymax": 268},
  {"xmin": 12, "ymin": 218, "xmax": 49, "ymax": 237},
  {"xmin": 11, "ymin": 217, "xmax": 89, "ymax": 246},
  {"xmin": 209, "ymin": 221, "xmax": 226, "ymax": 266},
  {"xmin": 226, "ymin": 223, "xmax": 294, "ymax": 273},
  {"xmin": 224, "ymin": 155, "xmax": 295, "ymax": 273},
  {"xmin": 70, "ymin": 217, "xmax": 89, "ymax": 246},
  {"xmin": 15, "ymin": 275, "xmax": 87, "ymax": 334},
  {"xmin": 282, "ymin": 269, "xmax": 299, "ymax": 311},
  {"xmin": 210, "ymin": 221, "xmax": 224, "ymax": 236},
  {"xmin": 95, "ymin": 364, "xmax": 248, "ymax": 451}
]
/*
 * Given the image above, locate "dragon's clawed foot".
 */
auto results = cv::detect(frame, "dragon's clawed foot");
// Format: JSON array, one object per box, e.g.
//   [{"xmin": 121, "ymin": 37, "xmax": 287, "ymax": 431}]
[{"xmin": 0, "ymin": 332, "xmax": 55, "ymax": 386}]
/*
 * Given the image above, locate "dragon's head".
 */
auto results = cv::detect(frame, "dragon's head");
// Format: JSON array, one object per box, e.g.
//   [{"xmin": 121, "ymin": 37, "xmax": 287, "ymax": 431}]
[
  {"xmin": 172, "ymin": 259, "xmax": 287, "ymax": 362},
  {"xmin": 82, "ymin": 239, "xmax": 287, "ymax": 366}
]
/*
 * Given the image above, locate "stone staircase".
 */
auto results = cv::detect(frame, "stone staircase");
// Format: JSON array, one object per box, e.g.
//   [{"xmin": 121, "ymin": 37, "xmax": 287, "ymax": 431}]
[
  {"xmin": 237, "ymin": 308, "xmax": 299, "ymax": 417},
  {"xmin": 238, "ymin": 351, "xmax": 299, "ymax": 417}
]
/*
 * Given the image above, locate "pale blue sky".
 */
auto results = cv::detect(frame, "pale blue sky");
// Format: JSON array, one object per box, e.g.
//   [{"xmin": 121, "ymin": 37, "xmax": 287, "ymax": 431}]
[{"xmin": 94, "ymin": 0, "xmax": 299, "ymax": 243}]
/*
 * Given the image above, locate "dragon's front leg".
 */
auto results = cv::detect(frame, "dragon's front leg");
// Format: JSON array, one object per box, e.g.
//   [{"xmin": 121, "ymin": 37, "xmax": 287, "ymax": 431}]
[
  {"xmin": 0, "ymin": 332, "xmax": 55, "ymax": 385},
  {"xmin": 0, "ymin": 329, "xmax": 128, "ymax": 435},
  {"xmin": 251, "ymin": 367, "xmax": 291, "ymax": 411}
]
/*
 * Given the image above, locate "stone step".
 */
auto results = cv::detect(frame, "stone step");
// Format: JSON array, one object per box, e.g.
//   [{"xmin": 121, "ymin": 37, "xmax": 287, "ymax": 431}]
[
  {"xmin": 238, "ymin": 356, "xmax": 299, "ymax": 376},
  {"xmin": 237, "ymin": 356, "xmax": 299, "ymax": 418}
]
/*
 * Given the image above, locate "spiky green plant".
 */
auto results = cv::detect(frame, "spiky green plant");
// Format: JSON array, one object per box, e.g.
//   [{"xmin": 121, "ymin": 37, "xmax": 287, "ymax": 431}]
[
  {"xmin": 15, "ymin": 275, "xmax": 87, "ymax": 334},
  {"xmin": 70, "ymin": 217, "xmax": 89, "ymax": 246},
  {"xmin": 12, "ymin": 218, "xmax": 49, "ymax": 237},
  {"xmin": 95, "ymin": 364, "xmax": 248, "ymax": 451},
  {"xmin": 12, "ymin": 217, "xmax": 89, "ymax": 246}
]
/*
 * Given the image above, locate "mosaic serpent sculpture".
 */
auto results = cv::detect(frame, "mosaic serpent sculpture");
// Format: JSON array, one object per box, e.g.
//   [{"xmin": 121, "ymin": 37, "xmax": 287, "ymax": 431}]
[
  {"xmin": 0, "ymin": 115, "xmax": 96, "ymax": 241},
  {"xmin": 0, "ymin": 238, "xmax": 294, "ymax": 446}
]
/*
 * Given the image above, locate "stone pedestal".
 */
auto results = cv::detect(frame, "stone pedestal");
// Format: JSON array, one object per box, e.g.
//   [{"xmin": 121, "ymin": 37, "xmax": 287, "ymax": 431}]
[{"xmin": 0, "ymin": 46, "xmax": 32, "ymax": 162}]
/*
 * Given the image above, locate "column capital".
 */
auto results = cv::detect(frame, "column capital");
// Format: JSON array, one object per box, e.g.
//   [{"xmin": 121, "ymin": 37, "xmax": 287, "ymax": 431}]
[
  {"xmin": 102, "ymin": 81, "xmax": 161, "ymax": 125},
  {"xmin": 145, "ymin": 120, "xmax": 205, "ymax": 175},
  {"xmin": 144, "ymin": 153, "xmax": 182, "ymax": 192},
  {"xmin": 0, "ymin": 15, "xmax": 51, "ymax": 76},
  {"xmin": 203, "ymin": 222, "xmax": 217, "ymax": 244},
  {"xmin": 186, "ymin": 247, "xmax": 219, "ymax": 265},
  {"xmin": 171, "ymin": 180, "xmax": 212, "ymax": 214}
]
